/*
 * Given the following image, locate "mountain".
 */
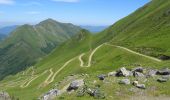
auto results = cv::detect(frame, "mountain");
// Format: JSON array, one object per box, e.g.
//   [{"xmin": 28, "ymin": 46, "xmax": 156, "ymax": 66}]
[
  {"xmin": 1, "ymin": 0, "xmax": 170, "ymax": 100},
  {"xmin": 80, "ymin": 25, "xmax": 108, "ymax": 33},
  {"xmin": 0, "ymin": 34, "xmax": 7, "ymax": 41},
  {"xmin": 0, "ymin": 18, "xmax": 81, "ymax": 80},
  {"xmin": 0, "ymin": 25, "xmax": 18, "ymax": 35}
]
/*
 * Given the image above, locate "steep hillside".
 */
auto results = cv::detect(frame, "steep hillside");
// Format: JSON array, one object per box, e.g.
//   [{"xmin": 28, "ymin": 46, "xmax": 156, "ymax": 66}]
[
  {"xmin": 0, "ymin": 19, "xmax": 81, "ymax": 80},
  {"xmin": 95, "ymin": 0, "xmax": 170, "ymax": 58}
]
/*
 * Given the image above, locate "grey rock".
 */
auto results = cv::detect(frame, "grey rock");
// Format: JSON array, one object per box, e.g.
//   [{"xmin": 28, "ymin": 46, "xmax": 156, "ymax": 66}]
[
  {"xmin": 136, "ymin": 84, "xmax": 146, "ymax": 89},
  {"xmin": 147, "ymin": 69, "xmax": 157, "ymax": 77},
  {"xmin": 132, "ymin": 67, "xmax": 144, "ymax": 73},
  {"xmin": 67, "ymin": 79, "xmax": 84, "ymax": 91},
  {"xmin": 156, "ymin": 68, "xmax": 170, "ymax": 75},
  {"xmin": 41, "ymin": 89, "xmax": 60, "ymax": 100},
  {"xmin": 116, "ymin": 67, "xmax": 130, "ymax": 77},
  {"xmin": 133, "ymin": 72, "xmax": 145, "ymax": 77},
  {"xmin": 119, "ymin": 79, "xmax": 130, "ymax": 85},
  {"xmin": 157, "ymin": 78, "xmax": 168, "ymax": 83},
  {"xmin": 0, "ymin": 91, "xmax": 11, "ymax": 100},
  {"xmin": 98, "ymin": 74, "xmax": 107, "ymax": 80},
  {"xmin": 87, "ymin": 88, "xmax": 105, "ymax": 99}
]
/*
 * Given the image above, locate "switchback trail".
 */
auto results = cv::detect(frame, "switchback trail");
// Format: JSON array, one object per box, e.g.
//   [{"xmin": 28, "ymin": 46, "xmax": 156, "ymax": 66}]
[
  {"xmin": 21, "ymin": 70, "xmax": 48, "ymax": 88},
  {"xmin": 79, "ymin": 44, "xmax": 104, "ymax": 67},
  {"xmin": 46, "ymin": 57, "xmax": 77, "ymax": 85}
]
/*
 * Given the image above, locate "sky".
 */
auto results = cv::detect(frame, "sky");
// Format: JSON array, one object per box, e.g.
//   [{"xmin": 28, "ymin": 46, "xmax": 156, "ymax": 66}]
[{"xmin": 0, "ymin": 0, "xmax": 150, "ymax": 27}]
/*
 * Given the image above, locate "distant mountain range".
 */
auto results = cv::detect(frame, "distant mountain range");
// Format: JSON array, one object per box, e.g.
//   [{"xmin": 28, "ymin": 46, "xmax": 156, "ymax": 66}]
[
  {"xmin": 80, "ymin": 25, "xmax": 108, "ymax": 33},
  {"xmin": 0, "ymin": 18, "xmax": 81, "ymax": 80},
  {"xmin": 0, "ymin": 25, "xmax": 18, "ymax": 35}
]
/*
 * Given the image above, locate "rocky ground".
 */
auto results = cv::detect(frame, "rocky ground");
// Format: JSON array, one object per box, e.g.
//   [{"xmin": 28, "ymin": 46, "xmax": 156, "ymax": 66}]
[{"xmin": 39, "ymin": 66, "xmax": 170, "ymax": 100}]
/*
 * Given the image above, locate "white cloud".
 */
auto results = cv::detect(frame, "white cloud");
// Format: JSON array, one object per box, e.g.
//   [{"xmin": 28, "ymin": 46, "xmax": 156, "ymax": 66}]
[
  {"xmin": 52, "ymin": 0, "xmax": 79, "ymax": 3},
  {"xmin": 26, "ymin": 11, "xmax": 40, "ymax": 15},
  {"xmin": 0, "ymin": 0, "xmax": 14, "ymax": 5}
]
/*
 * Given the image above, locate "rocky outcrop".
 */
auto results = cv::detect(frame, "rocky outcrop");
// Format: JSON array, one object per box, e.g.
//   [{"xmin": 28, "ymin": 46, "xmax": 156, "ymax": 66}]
[
  {"xmin": 67, "ymin": 79, "xmax": 84, "ymax": 91},
  {"xmin": 41, "ymin": 89, "xmax": 61, "ymax": 100},
  {"xmin": 116, "ymin": 67, "xmax": 131, "ymax": 77}
]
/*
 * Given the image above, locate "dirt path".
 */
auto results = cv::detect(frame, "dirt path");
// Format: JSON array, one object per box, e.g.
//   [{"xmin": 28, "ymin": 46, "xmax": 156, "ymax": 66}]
[
  {"xmin": 79, "ymin": 53, "xmax": 85, "ymax": 67},
  {"xmin": 79, "ymin": 44, "xmax": 104, "ymax": 67},
  {"xmin": 105, "ymin": 43, "xmax": 162, "ymax": 62},
  {"xmin": 47, "ymin": 57, "xmax": 77, "ymax": 84},
  {"xmin": 44, "ymin": 69, "xmax": 54, "ymax": 83},
  {"xmin": 20, "ymin": 70, "xmax": 48, "ymax": 88}
]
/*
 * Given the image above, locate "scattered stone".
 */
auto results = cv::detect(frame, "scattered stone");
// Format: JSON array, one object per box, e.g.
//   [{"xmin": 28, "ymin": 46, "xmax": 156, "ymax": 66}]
[
  {"xmin": 0, "ymin": 91, "xmax": 11, "ymax": 100},
  {"xmin": 132, "ymin": 81, "xmax": 145, "ymax": 89},
  {"xmin": 41, "ymin": 89, "xmax": 61, "ymax": 100},
  {"xmin": 157, "ymin": 78, "xmax": 168, "ymax": 83},
  {"xmin": 116, "ymin": 67, "xmax": 130, "ymax": 77},
  {"xmin": 132, "ymin": 81, "xmax": 139, "ymax": 86},
  {"xmin": 136, "ymin": 84, "xmax": 146, "ymax": 89},
  {"xmin": 67, "ymin": 79, "xmax": 84, "ymax": 91},
  {"xmin": 156, "ymin": 68, "xmax": 170, "ymax": 75},
  {"xmin": 87, "ymin": 88, "xmax": 105, "ymax": 99},
  {"xmin": 147, "ymin": 69, "xmax": 157, "ymax": 77},
  {"xmin": 108, "ymin": 71, "xmax": 116, "ymax": 77},
  {"xmin": 98, "ymin": 74, "xmax": 107, "ymax": 80},
  {"xmin": 132, "ymin": 67, "xmax": 144, "ymax": 73},
  {"xmin": 133, "ymin": 72, "xmax": 145, "ymax": 77},
  {"xmin": 76, "ymin": 86, "xmax": 87, "ymax": 97},
  {"xmin": 119, "ymin": 79, "xmax": 130, "ymax": 85}
]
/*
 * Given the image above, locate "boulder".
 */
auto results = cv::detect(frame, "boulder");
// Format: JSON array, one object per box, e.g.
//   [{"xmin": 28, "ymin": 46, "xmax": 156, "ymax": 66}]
[
  {"xmin": 136, "ymin": 84, "xmax": 146, "ymax": 89},
  {"xmin": 42, "ymin": 89, "xmax": 60, "ymax": 100},
  {"xmin": 67, "ymin": 79, "xmax": 84, "ymax": 91},
  {"xmin": 0, "ymin": 91, "xmax": 11, "ymax": 100},
  {"xmin": 156, "ymin": 68, "xmax": 170, "ymax": 75},
  {"xmin": 132, "ymin": 81, "xmax": 139, "ymax": 86},
  {"xmin": 116, "ymin": 67, "xmax": 130, "ymax": 77},
  {"xmin": 147, "ymin": 69, "xmax": 157, "ymax": 77},
  {"xmin": 132, "ymin": 81, "xmax": 145, "ymax": 89},
  {"xmin": 132, "ymin": 67, "xmax": 144, "ymax": 73},
  {"xmin": 157, "ymin": 78, "xmax": 168, "ymax": 83},
  {"xmin": 119, "ymin": 79, "xmax": 130, "ymax": 85},
  {"xmin": 98, "ymin": 74, "xmax": 107, "ymax": 80},
  {"xmin": 133, "ymin": 72, "xmax": 145, "ymax": 77}
]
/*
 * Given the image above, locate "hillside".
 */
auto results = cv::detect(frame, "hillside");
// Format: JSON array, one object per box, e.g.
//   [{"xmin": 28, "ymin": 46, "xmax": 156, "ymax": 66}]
[
  {"xmin": 95, "ymin": 0, "xmax": 170, "ymax": 58},
  {"xmin": 0, "ymin": 0, "xmax": 170, "ymax": 100},
  {"xmin": 0, "ymin": 19, "xmax": 81, "ymax": 80}
]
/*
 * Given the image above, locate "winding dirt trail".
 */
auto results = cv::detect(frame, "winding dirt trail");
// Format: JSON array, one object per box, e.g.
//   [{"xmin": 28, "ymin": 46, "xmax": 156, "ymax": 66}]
[
  {"xmin": 45, "ymin": 57, "xmax": 77, "ymax": 85},
  {"xmin": 79, "ymin": 44, "xmax": 104, "ymax": 67},
  {"xmin": 78, "ymin": 43, "xmax": 161, "ymax": 68},
  {"xmin": 20, "ymin": 70, "xmax": 48, "ymax": 88},
  {"xmin": 105, "ymin": 43, "xmax": 162, "ymax": 62}
]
